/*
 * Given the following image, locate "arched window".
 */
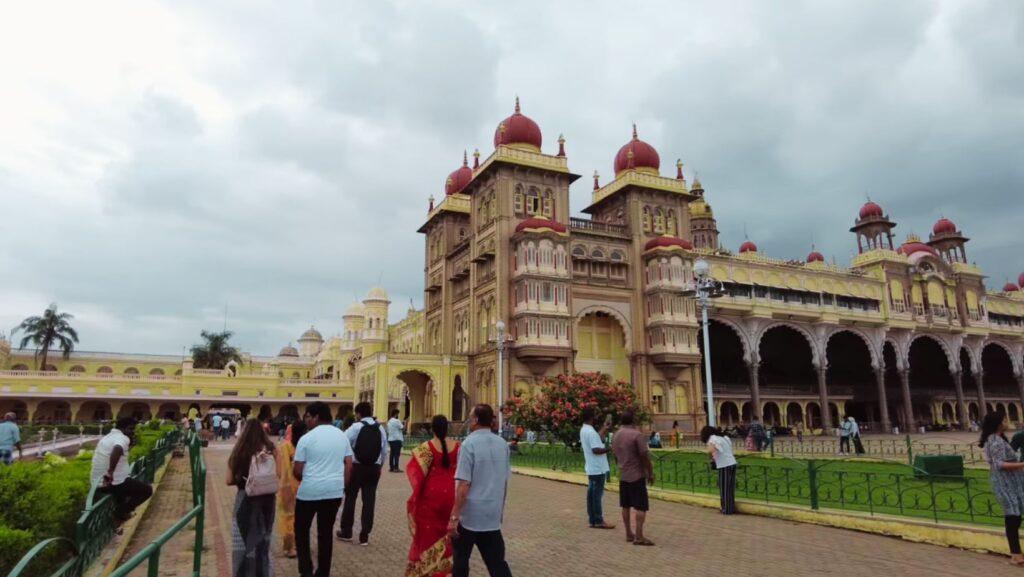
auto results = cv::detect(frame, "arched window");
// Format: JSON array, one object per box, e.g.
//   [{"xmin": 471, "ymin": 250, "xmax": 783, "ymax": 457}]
[
  {"xmin": 124, "ymin": 367, "xmax": 139, "ymax": 375},
  {"xmin": 642, "ymin": 206, "xmax": 652, "ymax": 232},
  {"xmin": 653, "ymin": 208, "xmax": 665, "ymax": 234},
  {"xmin": 11, "ymin": 364, "xmax": 29, "ymax": 371},
  {"xmin": 149, "ymin": 368, "xmax": 165, "ymax": 376},
  {"xmin": 666, "ymin": 210, "xmax": 677, "ymax": 236},
  {"xmin": 97, "ymin": 366, "xmax": 113, "ymax": 374},
  {"xmin": 542, "ymin": 189, "xmax": 554, "ymax": 217},
  {"xmin": 70, "ymin": 365, "xmax": 86, "ymax": 373},
  {"xmin": 514, "ymin": 185, "xmax": 524, "ymax": 214},
  {"xmin": 526, "ymin": 187, "xmax": 540, "ymax": 215}
]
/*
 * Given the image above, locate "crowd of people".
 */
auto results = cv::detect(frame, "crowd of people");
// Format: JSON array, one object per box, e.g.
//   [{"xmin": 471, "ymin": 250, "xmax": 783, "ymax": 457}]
[{"xmin": 224, "ymin": 401, "xmax": 513, "ymax": 577}]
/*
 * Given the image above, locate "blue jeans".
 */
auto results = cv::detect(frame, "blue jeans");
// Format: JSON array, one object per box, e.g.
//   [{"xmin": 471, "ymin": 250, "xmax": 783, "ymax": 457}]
[{"xmin": 587, "ymin": 474, "xmax": 607, "ymax": 525}]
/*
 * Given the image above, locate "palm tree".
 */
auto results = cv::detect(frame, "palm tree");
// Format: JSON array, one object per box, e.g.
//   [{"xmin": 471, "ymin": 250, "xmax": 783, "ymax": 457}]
[
  {"xmin": 15, "ymin": 304, "xmax": 79, "ymax": 371},
  {"xmin": 190, "ymin": 330, "xmax": 242, "ymax": 370}
]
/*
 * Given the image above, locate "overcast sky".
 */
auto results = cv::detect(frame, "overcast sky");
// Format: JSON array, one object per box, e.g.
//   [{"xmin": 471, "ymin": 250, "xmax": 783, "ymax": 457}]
[{"xmin": 1, "ymin": 1, "xmax": 1022, "ymax": 356}]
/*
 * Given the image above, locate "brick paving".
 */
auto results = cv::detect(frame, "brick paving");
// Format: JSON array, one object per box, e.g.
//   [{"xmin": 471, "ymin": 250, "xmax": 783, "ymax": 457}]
[{"xmin": 129, "ymin": 440, "xmax": 1012, "ymax": 576}]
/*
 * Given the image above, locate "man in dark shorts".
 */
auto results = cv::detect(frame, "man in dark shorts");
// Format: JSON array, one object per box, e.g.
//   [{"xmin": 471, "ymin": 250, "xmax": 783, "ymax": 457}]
[{"xmin": 610, "ymin": 410, "xmax": 655, "ymax": 546}]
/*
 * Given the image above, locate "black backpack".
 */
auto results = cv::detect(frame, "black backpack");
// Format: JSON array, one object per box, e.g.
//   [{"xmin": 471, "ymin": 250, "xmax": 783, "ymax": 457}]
[{"xmin": 353, "ymin": 420, "xmax": 383, "ymax": 464}]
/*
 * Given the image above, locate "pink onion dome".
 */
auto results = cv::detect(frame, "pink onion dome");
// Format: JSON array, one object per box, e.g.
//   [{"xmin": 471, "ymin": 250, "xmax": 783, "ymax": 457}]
[
  {"xmin": 445, "ymin": 151, "xmax": 474, "ymax": 195},
  {"xmin": 806, "ymin": 250, "xmax": 825, "ymax": 263},
  {"xmin": 1004, "ymin": 282, "xmax": 1020, "ymax": 292},
  {"xmin": 493, "ymin": 97, "xmax": 542, "ymax": 151},
  {"xmin": 514, "ymin": 217, "xmax": 567, "ymax": 233},
  {"xmin": 739, "ymin": 240, "xmax": 758, "ymax": 253},
  {"xmin": 932, "ymin": 217, "xmax": 956, "ymax": 235},
  {"xmin": 859, "ymin": 201, "xmax": 884, "ymax": 219},
  {"xmin": 1019, "ymin": 272, "xmax": 1024, "ymax": 288},
  {"xmin": 643, "ymin": 235, "xmax": 693, "ymax": 251},
  {"xmin": 613, "ymin": 124, "xmax": 660, "ymax": 176}
]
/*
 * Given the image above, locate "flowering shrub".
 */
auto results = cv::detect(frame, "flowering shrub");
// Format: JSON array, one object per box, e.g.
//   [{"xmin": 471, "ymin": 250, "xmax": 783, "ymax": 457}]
[{"xmin": 503, "ymin": 372, "xmax": 649, "ymax": 447}]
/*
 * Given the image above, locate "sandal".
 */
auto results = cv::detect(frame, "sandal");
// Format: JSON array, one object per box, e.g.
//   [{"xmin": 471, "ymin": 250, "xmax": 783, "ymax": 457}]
[
  {"xmin": 625, "ymin": 534, "xmax": 635, "ymax": 543},
  {"xmin": 633, "ymin": 538, "xmax": 656, "ymax": 546}
]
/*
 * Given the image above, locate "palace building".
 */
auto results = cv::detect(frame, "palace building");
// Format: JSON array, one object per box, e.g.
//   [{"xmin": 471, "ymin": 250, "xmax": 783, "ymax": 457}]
[{"xmin": 2, "ymin": 99, "xmax": 1024, "ymax": 434}]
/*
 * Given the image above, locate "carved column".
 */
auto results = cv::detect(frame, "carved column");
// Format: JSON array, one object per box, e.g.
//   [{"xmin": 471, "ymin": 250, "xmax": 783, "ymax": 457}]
[
  {"xmin": 899, "ymin": 368, "xmax": 913, "ymax": 432},
  {"xmin": 976, "ymin": 370, "xmax": 988, "ymax": 418},
  {"xmin": 952, "ymin": 371, "xmax": 969, "ymax": 431},
  {"xmin": 817, "ymin": 365, "xmax": 832, "ymax": 432},
  {"xmin": 747, "ymin": 361, "xmax": 761, "ymax": 422},
  {"xmin": 874, "ymin": 367, "xmax": 892, "ymax": 433}
]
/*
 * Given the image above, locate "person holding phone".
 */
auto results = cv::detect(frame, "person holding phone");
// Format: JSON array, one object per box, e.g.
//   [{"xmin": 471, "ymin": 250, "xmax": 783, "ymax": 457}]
[{"xmin": 580, "ymin": 408, "xmax": 614, "ymax": 529}]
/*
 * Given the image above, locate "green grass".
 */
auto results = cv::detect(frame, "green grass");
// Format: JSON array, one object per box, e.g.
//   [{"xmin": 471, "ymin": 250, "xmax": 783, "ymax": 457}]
[{"xmin": 510, "ymin": 444, "xmax": 1003, "ymax": 527}]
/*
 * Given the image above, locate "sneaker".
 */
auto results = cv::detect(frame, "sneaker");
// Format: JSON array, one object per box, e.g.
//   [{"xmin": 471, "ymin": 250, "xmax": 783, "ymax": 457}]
[
  {"xmin": 359, "ymin": 536, "xmax": 369, "ymax": 546},
  {"xmin": 336, "ymin": 531, "xmax": 352, "ymax": 542}
]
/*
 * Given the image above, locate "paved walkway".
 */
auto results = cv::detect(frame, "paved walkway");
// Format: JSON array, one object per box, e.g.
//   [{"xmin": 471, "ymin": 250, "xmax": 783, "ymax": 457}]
[{"xmin": 130, "ymin": 439, "xmax": 1011, "ymax": 576}]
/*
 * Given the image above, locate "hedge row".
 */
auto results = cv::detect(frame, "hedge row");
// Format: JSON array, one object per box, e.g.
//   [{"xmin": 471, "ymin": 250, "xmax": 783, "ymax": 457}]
[{"xmin": 0, "ymin": 422, "xmax": 175, "ymax": 576}]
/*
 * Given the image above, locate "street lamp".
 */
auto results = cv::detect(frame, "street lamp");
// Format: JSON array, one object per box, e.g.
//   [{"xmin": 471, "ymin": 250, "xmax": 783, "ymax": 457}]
[
  {"xmin": 688, "ymin": 258, "xmax": 724, "ymax": 427},
  {"xmin": 492, "ymin": 320, "xmax": 514, "ymax": 435}
]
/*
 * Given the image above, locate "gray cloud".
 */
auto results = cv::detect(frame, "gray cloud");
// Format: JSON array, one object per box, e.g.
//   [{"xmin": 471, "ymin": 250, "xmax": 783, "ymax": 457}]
[{"xmin": 1, "ymin": 0, "xmax": 1022, "ymax": 355}]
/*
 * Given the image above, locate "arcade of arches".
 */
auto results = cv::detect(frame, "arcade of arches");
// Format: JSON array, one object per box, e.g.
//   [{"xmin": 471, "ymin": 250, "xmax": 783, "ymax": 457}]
[{"xmin": 704, "ymin": 319, "xmax": 1024, "ymax": 433}]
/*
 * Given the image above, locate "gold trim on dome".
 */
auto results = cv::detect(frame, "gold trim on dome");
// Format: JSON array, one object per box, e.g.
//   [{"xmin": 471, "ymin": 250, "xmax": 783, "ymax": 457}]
[
  {"xmin": 586, "ymin": 169, "xmax": 693, "ymax": 211},
  {"xmin": 476, "ymin": 145, "xmax": 569, "ymax": 174},
  {"xmin": 418, "ymin": 194, "xmax": 470, "ymax": 232}
]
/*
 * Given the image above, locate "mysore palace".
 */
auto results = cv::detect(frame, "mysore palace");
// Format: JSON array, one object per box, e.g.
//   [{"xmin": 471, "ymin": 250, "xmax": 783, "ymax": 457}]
[{"xmin": 3, "ymin": 99, "xmax": 1024, "ymax": 435}]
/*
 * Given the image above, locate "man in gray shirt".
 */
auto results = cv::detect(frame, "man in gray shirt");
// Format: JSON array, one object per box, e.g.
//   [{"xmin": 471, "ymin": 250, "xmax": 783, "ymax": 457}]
[{"xmin": 448, "ymin": 404, "xmax": 513, "ymax": 577}]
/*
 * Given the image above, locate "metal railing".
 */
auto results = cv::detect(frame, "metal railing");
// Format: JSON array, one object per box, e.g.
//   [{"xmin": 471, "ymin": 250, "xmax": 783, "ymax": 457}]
[
  {"xmin": 6, "ymin": 429, "xmax": 184, "ymax": 577},
  {"xmin": 508, "ymin": 442, "xmax": 1002, "ymax": 526},
  {"xmin": 107, "ymin": 432, "xmax": 206, "ymax": 577}
]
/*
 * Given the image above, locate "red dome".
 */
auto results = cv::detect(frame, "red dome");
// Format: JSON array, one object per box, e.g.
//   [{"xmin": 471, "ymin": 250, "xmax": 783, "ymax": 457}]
[
  {"xmin": 493, "ymin": 97, "xmax": 542, "ymax": 150},
  {"xmin": 613, "ymin": 125, "xmax": 660, "ymax": 176},
  {"xmin": 643, "ymin": 235, "xmax": 693, "ymax": 251},
  {"xmin": 445, "ymin": 152, "xmax": 473, "ymax": 195},
  {"xmin": 1019, "ymin": 273, "xmax": 1024, "ymax": 287},
  {"xmin": 897, "ymin": 241, "xmax": 937, "ymax": 257},
  {"xmin": 739, "ymin": 240, "xmax": 758, "ymax": 253},
  {"xmin": 807, "ymin": 251, "xmax": 825, "ymax": 263},
  {"xmin": 514, "ymin": 217, "xmax": 566, "ymax": 233},
  {"xmin": 932, "ymin": 218, "xmax": 956, "ymax": 235},
  {"xmin": 859, "ymin": 201, "xmax": 884, "ymax": 219},
  {"xmin": 1003, "ymin": 282, "xmax": 1020, "ymax": 292}
]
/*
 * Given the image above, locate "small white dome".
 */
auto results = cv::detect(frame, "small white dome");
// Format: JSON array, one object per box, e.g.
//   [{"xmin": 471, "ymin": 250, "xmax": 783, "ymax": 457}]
[
  {"xmin": 278, "ymin": 344, "xmax": 299, "ymax": 357},
  {"xmin": 366, "ymin": 286, "xmax": 389, "ymax": 301},
  {"xmin": 299, "ymin": 326, "xmax": 324, "ymax": 342},
  {"xmin": 344, "ymin": 302, "xmax": 365, "ymax": 317}
]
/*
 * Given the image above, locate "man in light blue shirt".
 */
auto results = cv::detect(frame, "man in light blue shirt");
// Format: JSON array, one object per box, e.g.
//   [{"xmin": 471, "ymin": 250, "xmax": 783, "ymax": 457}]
[
  {"xmin": 211, "ymin": 413, "xmax": 222, "ymax": 439},
  {"xmin": 0, "ymin": 412, "xmax": 23, "ymax": 465},
  {"xmin": 580, "ymin": 408, "xmax": 614, "ymax": 529},
  {"xmin": 449, "ymin": 404, "xmax": 513, "ymax": 577},
  {"xmin": 386, "ymin": 409, "xmax": 405, "ymax": 473},
  {"xmin": 294, "ymin": 401, "xmax": 352, "ymax": 577},
  {"xmin": 338, "ymin": 402, "xmax": 388, "ymax": 545}
]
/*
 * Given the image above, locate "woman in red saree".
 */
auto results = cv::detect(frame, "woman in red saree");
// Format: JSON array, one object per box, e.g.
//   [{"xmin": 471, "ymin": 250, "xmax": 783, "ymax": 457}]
[{"xmin": 406, "ymin": 415, "xmax": 460, "ymax": 577}]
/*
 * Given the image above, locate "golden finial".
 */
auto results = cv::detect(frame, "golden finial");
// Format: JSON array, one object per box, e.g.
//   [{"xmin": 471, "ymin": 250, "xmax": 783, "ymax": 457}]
[
  {"xmin": 592, "ymin": 170, "xmax": 600, "ymax": 191},
  {"xmin": 632, "ymin": 123, "xmax": 638, "ymax": 139},
  {"xmin": 514, "ymin": 95, "xmax": 521, "ymax": 113},
  {"xmin": 676, "ymin": 159, "xmax": 684, "ymax": 180},
  {"xmin": 462, "ymin": 150, "xmax": 468, "ymax": 167},
  {"xmin": 557, "ymin": 133, "xmax": 566, "ymax": 157},
  {"xmin": 473, "ymin": 148, "xmax": 480, "ymax": 169}
]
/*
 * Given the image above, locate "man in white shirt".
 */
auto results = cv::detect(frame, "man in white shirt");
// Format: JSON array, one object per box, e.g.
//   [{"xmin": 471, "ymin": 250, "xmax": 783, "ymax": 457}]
[
  {"xmin": 91, "ymin": 418, "xmax": 152, "ymax": 523},
  {"xmin": 579, "ymin": 408, "xmax": 614, "ymax": 529},
  {"xmin": 294, "ymin": 401, "xmax": 353, "ymax": 577},
  {"xmin": 337, "ymin": 402, "xmax": 388, "ymax": 545},
  {"xmin": 385, "ymin": 409, "xmax": 405, "ymax": 473}
]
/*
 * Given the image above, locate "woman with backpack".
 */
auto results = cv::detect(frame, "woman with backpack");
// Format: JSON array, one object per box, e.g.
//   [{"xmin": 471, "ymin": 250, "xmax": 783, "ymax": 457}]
[
  {"xmin": 405, "ymin": 414, "xmax": 461, "ymax": 577},
  {"xmin": 227, "ymin": 417, "xmax": 278, "ymax": 577}
]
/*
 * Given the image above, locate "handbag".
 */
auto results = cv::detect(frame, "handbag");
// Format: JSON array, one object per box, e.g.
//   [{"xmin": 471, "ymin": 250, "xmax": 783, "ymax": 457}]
[{"xmin": 245, "ymin": 450, "xmax": 279, "ymax": 497}]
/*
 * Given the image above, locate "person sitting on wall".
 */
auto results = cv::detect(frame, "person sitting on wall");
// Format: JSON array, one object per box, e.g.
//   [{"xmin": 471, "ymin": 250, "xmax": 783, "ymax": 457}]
[{"xmin": 91, "ymin": 417, "xmax": 154, "ymax": 527}]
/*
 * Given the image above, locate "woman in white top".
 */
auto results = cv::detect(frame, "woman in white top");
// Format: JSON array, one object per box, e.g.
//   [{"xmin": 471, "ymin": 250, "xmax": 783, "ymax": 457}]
[{"xmin": 701, "ymin": 426, "xmax": 738, "ymax": 515}]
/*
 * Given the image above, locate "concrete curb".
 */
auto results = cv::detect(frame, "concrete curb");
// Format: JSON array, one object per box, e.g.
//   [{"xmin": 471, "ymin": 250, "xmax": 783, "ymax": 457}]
[
  {"xmin": 512, "ymin": 466, "xmax": 1010, "ymax": 556},
  {"xmin": 85, "ymin": 455, "xmax": 175, "ymax": 577}
]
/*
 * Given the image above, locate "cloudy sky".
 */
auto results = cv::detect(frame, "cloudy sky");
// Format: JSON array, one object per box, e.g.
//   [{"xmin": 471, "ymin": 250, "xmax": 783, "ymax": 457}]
[{"xmin": 2, "ymin": 1, "xmax": 1022, "ymax": 356}]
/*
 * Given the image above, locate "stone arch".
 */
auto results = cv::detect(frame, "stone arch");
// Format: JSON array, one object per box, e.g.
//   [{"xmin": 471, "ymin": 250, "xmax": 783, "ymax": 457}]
[
  {"xmin": 983, "ymin": 339, "xmax": 1022, "ymax": 376},
  {"xmin": 826, "ymin": 329, "xmax": 877, "ymax": 424},
  {"xmin": 755, "ymin": 321, "xmax": 819, "ymax": 366},
  {"xmin": 394, "ymin": 369, "xmax": 434, "ymax": 424},
  {"xmin": 0, "ymin": 400, "xmax": 28, "ymax": 421},
  {"xmin": 719, "ymin": 401, "xmax": 740, "ymax": 426},
  {"xmin": 77, "ymin": 400, "xmax": 111, "ymax": 422},
  {"xmin": 574, "ymin": 304, "xmax": 632, "ymax": 352},
  {"xmin": 981, "ymin": 342, "xmax": 1017, "ymax": 396},
  {"xmin": 908, "ymin": 333, "xmax": 957, "ymax": 373},
  {"xmin": 757, "ymin": 323, "xmax": 817, "ymax": 391},
  {"xmin": 709, "ymin": 316, "xmax": 752, "ymax": 364},
  {"xmin": 117, "ymin": 401, "xmax": 152, "ymax": 422},
  {"xmin": 825, "ymin": 328, "xmax": 879, "ymax": 369}
]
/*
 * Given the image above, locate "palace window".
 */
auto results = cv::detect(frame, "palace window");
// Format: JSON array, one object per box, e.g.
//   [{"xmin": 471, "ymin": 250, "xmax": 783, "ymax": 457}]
[
  {"xmin": 653, "ymin": 208, "xmax": 665, "ymax": 234},
  {"xmin": 514, "ymin": 185, "xmax": 524, "ymax": 215},
  {"xmin": 642, "ymin": 206, "xmax": 652, "ymax": 232},
  {"xmin": 527, "ymin": 187, "xmax": 540, "ymax": 215},
  {"xmin": 542, "ymin": 189, "xmax": 554, "ymax": 217},
  {"xmin": 666, "ymin": 210, "xmax": 677, "ymax": 236}
]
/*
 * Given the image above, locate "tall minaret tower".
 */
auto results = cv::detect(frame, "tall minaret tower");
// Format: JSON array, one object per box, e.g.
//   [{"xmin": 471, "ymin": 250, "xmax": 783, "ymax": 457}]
[
  {"xmin": 688, "ymin": 177, "xmax": 719, "ymax": 250},
  {"xmin": 361, "ymin": 287, "xmax": 391, "ymax": 355}
]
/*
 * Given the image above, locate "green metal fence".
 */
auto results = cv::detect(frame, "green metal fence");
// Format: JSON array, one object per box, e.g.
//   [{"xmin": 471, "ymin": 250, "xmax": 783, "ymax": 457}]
[
  {"xmin": 6, "ymin": 429, "xmax": 183, "ymax": 577},
  {"xmin": 509, "ymin": 443, "xmax": 1003, "ymax": 526},
  {"xmin": 107, "ymin": 432, "xmax": 206, "ymax": 577}
]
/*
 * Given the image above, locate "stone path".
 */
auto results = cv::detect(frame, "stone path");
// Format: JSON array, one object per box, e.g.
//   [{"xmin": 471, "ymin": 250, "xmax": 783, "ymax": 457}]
[{"xmin": 130, "ymin": 439, "xmax": 1012, "ymax": 576}]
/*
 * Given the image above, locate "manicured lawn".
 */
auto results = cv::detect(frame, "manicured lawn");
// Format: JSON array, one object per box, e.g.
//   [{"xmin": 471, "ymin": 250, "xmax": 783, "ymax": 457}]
[{"xmin": 510, "ymin": 443, "xmax": 1002, "ymax": 527}]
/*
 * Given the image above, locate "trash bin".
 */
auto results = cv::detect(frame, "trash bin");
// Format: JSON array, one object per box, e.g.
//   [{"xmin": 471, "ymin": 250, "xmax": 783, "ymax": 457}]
[{"xmin": 913, "ymin": 455, "xmax": 964, "ymax": 479}]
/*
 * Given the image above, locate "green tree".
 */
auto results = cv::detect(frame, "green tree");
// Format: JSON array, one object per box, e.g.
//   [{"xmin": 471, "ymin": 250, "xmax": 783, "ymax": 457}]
[
  {"xmin": 190, "ymin": 330, "xmax": 242, "ymax": 370},
  {"xmin": 14, "ymin": 304, "xmax": 79, "ymax": 371}
]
